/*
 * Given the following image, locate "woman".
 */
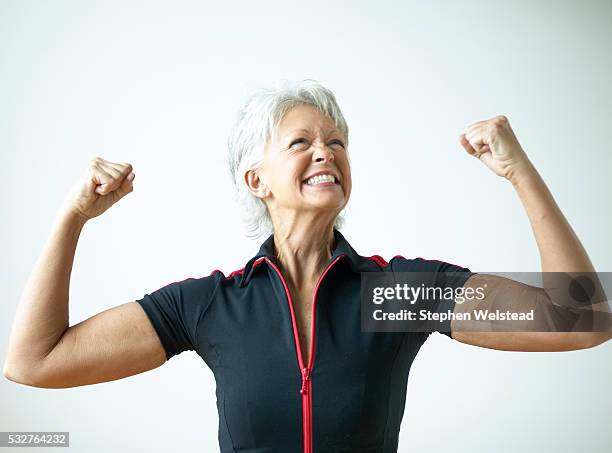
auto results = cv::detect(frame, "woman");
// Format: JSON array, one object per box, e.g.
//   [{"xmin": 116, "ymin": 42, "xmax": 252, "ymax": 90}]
[{"xmin": 4, "ymin": 79, "xmax": 609, "ymax": 452}]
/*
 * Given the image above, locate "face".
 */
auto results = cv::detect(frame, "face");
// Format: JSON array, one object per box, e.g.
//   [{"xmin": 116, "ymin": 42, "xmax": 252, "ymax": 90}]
[{"xmin": 245, "ymin": 104, "xmax": 352, "ymax": 222}]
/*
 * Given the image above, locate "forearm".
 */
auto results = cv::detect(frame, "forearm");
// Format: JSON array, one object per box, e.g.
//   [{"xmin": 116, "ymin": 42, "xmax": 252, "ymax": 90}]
[
  {"xmin": 4, "ymin": 208, "xmax": 87, "ymax": 375},
  {"xmin": 510, "ymin": 161, "xmax": 610, "ymax": 346},
  {"xmin": 511, "ymin": 161, "xmax": 594, "ymax": 273}
]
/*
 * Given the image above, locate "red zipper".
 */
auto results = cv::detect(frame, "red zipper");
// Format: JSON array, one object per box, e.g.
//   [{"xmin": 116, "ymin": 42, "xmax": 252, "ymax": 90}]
[{"xmin": 265, "ymin": 254, "xmax": 345, "ymax": 453}]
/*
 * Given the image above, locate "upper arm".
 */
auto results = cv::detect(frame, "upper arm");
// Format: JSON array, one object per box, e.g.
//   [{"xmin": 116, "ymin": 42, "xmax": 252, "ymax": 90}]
[
  {"xmin": 27, "ymin": 301, "xmax": 167, "ymax": 388},
  {"xmin": 450, "ymin": 273, "xmax": 601, "ymax": 351}
]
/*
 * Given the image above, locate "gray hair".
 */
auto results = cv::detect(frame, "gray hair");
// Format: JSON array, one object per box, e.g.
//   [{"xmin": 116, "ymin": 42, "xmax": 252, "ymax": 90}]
[{"xmin": 227, "ymin": 79, "xmax": 350, "ymax": 240}]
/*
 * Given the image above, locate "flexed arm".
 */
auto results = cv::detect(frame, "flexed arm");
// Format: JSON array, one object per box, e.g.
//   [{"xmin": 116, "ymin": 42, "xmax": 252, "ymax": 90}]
[
  {"xmin": 3, "ymin": 158, "xmax": 168, "ymax": 388},
  {"xmin": 450, "ymin": 116, "xmax": 611, "ymax": 351}
]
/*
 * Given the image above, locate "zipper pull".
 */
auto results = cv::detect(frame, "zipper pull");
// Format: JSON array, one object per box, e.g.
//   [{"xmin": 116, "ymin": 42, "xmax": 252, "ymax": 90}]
[{"xmin": 300, "ymin": 367, "xmax": 310, "ymax": 395}]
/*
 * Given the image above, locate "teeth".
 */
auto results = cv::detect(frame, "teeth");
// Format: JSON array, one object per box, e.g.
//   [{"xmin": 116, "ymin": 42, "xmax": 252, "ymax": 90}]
[{"xmin": 305, "ymin": 174, "xmax": 336, "ymax": 185}]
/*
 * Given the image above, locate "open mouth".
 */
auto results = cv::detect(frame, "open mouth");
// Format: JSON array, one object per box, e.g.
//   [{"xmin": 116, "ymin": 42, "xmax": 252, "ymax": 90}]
[{"xmin": 302, "ymin": 174, "xmax": 339, "ymax": 186}]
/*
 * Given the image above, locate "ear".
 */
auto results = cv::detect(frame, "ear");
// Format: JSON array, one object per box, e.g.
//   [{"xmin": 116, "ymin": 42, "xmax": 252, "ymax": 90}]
[{"xmin": 244, "ymin": 168, "xmax": 270, "ymax": 200}]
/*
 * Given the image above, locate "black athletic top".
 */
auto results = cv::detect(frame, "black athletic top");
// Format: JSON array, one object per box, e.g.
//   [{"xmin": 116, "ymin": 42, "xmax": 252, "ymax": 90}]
[{"xmin": 136, "ymin": 228, "xmax": 474, "ymax": 453}]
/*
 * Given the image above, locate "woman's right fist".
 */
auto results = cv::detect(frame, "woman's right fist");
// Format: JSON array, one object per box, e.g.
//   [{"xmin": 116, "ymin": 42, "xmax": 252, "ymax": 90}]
[{"xmin": 62, "ymin": 157, "xmax": 135, "ymax": 221}]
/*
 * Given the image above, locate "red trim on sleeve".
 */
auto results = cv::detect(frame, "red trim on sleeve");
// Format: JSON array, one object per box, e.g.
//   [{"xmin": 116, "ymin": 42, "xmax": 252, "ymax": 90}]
[{"xmin": 366, "ymin": 254, "xmax": 389, "ymax": 267}]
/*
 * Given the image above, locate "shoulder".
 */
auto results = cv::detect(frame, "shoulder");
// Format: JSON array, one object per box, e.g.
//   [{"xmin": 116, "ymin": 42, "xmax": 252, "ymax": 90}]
[
  {"xmin": 143, "ymin": 271, "xmax": 228, "ymax": 312},
  {"xmin": 388, "ymin": 255, "xmax": 472, "ymax": 273},
  {"xmin": 152, "ymin": 272, "xmax": 222, "ymax": 293}
]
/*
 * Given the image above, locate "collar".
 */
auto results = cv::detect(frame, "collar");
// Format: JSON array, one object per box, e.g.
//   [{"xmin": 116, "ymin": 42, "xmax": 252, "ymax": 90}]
[{"xmin": 238, "ymin": 228, "xmax": 379, "ymax": 287}]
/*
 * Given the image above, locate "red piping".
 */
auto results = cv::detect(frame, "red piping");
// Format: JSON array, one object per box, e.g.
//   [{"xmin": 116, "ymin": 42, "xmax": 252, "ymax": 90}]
[
  {"xmin": 209, "ymin": 257, "xmax": 267, "ymax": 279},
  {"xmin": 367, "ymin": 254, "xmax": 388, "ymax": 267},
  {"xmin": 264, "ymin": 254, "xmax": 346, "ymax": 453}
]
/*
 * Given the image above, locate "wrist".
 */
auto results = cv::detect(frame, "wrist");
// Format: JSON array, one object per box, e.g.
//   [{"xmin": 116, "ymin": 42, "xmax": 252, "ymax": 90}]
[
  {"xmin": 56, "ymin": 204, "xmax": 90, "ymax": 227},
  {"xmin": 508, "ymin": 157, "xmax": 539, "ymax": 189}
]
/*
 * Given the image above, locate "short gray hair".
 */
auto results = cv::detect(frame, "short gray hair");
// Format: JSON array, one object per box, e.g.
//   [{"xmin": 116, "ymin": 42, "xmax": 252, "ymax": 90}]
[{"xmin": 227, "ymin": 79, "xmax": 350, "ymax": 240}]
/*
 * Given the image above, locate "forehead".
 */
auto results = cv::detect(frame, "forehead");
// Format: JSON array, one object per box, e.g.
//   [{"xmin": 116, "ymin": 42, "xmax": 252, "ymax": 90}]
[{"xmin": 276, "ymin": 104, "xmax": 339, "ymax": 137}]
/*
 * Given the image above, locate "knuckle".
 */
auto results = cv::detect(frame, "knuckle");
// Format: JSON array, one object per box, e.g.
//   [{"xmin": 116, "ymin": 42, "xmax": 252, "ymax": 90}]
[
  {"xmin": 489, "ymin": 118, "xmax": 505, "ymax": 132},
  {"xmin": 90, "ymin": 156, "xmax": 106, "ymax": 168}
]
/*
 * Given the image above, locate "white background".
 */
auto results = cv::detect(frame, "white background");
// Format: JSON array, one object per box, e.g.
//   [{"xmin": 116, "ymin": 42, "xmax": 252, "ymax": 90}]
[{"xmin": 1, "ymin": 1, "xmax": 610, "ymax": 452}]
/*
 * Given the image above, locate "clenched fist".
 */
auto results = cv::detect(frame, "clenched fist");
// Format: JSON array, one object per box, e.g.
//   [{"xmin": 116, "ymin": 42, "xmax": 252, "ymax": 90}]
[
  {"xmin": 62, "ymin": 157, "xmax": 135, "ymax": 221},
  {"xmin": 459, "ymin": 115, "xmax": 535, "ymax": 185}
]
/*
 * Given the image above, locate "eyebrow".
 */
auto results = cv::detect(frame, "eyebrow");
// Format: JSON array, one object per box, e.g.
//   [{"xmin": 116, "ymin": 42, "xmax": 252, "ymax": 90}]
[{"xmin": 285, "ymin": 128, "xmax": 342, "ymax": 137}]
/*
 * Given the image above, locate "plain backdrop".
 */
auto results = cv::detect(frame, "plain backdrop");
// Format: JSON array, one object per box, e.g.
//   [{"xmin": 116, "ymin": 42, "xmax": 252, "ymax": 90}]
[{"xmin": 1, "ymin": 1, "xmax": 611, "ymax": 452}]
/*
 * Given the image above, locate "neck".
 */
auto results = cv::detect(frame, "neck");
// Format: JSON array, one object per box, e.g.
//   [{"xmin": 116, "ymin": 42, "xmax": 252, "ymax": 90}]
[{"xmin": 270, "ymin": 218, "xmax": 337, "ymax": 290}]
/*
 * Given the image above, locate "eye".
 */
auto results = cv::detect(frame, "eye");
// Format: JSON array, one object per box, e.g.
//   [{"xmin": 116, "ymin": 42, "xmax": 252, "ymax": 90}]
[
  {"xmin": 290, "ymin": 138, "xmax": 309, "ymax": 149},
  {"xmin": 289, "ymin": 138, "xmax": 345, "ymax": 149}
]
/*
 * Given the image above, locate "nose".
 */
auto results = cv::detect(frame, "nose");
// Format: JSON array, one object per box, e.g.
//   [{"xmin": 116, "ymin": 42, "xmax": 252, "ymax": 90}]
[{"xmin": 313, "ymin": 143, "xmax": 334, "ymax": 163}]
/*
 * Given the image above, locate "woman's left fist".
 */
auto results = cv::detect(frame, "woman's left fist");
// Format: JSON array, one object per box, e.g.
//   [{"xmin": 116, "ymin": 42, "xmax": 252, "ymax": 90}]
[{"xmin": 460, "ymin": 115, "xmax": 533, "ymax": 183}]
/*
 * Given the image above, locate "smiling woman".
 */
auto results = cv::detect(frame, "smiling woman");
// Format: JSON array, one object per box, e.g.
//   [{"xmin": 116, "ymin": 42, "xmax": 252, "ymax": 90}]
[
  {"xmin": 227, "ymin": 79, "xmax": 351, "ymax": 241},
  {"xmin": 242, "ymin": 103, "xmax": 352, "ymax": 250}
]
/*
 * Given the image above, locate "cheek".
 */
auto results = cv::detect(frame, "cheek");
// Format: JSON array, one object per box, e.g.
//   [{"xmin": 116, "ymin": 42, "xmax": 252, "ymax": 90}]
[
  {"xmin": 269, "ymin": 159, "xmax": 301, "ymax": 186},
  {"xmin": 291, "ymin": 160, "xmax": 311, "ymax": 185},
  {"xmin": 276, "ymin": 165, "xmax": 306, "ymax": 193}
]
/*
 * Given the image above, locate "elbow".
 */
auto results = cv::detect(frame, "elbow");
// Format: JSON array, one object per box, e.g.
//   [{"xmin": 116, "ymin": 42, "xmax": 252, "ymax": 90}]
[
  {"xmin": 3, "ymin": 361, "xmax": 47, "ymax": 388},
  {"xmin": 581, "ymin": 332, "xmax": 612, "ymax": 350},
  {"xmin": 564, "ymin": 332, "xmax": 611, "ymax": 351},
  {"xmin": 3, "ymin": 359, "xmax": 73, "ymax": 389},
  {"xmin": 3, "ymin": 363, "xmax": 26, "ymax": 385},
  {"xmin": 3, "ymin": 359, "xmax": 19, "ymax": 383},
  {"xmin": 2, "ymin": 362, "xmax": 14, "ymax": 382}
]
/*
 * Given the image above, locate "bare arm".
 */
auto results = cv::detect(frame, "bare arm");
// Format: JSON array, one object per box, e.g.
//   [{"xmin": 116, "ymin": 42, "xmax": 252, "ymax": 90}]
[
  {"xmin": 3, "ymin": 158, "xmax": 167, "ymax": 388},
  {"xmin": 24, "ymin": 301, "xmax": 166, "ymax": 388},
  {"xmin": 454, "ymin": 116, "xmax": 611, "ymax": 351}
]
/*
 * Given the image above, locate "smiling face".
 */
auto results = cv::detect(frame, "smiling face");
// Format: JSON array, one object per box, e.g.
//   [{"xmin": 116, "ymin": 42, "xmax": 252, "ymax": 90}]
[{"xmin": 245, "ymin": 104, "xmax": 352, "ymax": 225}]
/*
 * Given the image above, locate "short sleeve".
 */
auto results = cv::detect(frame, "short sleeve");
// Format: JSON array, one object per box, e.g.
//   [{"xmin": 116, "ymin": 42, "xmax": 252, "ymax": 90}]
[
  {"xmin": 390, "ymin": 256, "xmax": 476, "ymax": 338},
  {"xmin": 135, "ymin": 275, "xmax": 219, "ymax": 360}
]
